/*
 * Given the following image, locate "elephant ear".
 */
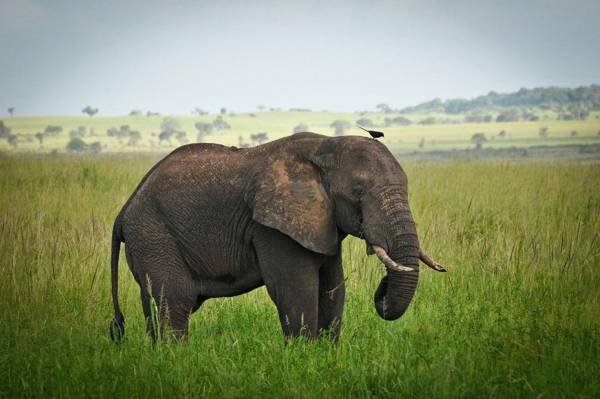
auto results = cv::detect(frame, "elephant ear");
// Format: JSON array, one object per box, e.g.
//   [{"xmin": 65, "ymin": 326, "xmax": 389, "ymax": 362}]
[{"xmin": 249, "ymin": 156, "xmax": 338, "ymax": 256}]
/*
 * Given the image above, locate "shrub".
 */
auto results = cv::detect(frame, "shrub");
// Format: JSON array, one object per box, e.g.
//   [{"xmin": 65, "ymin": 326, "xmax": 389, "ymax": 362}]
[
  {"xmin": 418, "ymin": 117, "xmax": 436, "ymax": 125},
  {"xmin": 250, "ymin": 132, "xmax": 269, "ymax": 146},
  {"xmin": 356, "ymin": 118, "xmax": 374, "ymax": 127},
  {"xmin": 471, "ymin": 132, "xmax": 487, "ymax": 150},
  {"xmin": 330, "ymin": 120, "xmax": 351, "ymax": 136},
  {"xmin": 66, "ymin": 137, "xmax": 87, "ymax": 152},
  {"xmin": 293, "ymin": 123, "xmax": 309, "ymax": 134}
]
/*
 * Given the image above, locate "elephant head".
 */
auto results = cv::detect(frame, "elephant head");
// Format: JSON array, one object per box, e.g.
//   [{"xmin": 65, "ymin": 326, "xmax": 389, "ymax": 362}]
[{"xmin": 247, "ymin": 133, "xmax": 444, "ymax": 321}]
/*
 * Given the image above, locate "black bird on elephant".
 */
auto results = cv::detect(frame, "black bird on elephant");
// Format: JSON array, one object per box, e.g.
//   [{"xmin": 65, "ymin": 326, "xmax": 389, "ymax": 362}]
[{"xmin": 358, "ymin": 126, "xmax": 384, "ymax": 139}]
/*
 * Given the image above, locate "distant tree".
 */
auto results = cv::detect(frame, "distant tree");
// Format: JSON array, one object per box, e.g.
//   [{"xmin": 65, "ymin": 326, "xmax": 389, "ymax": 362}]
[
  {"xmin": 570, "ymin": 130, "xmax": 578, "ymax": 137},
  {"xmin": 8, "ymin": 107, "xmax": 15, "ymax": 117},
  {"xmin": 212, "ymin": 116, "xmax": 230, "ymax": 130},
  {"xmin": 193, "ymin": 107, "xmax": 208, "ymax": 116},
  {"xmin": 44, "ymin": 125, "xmax": 63, "ymax": 136},
  {"xmin": 175, "ymin": 130, "xmax": 189, "ymax": 145},
  {"xmin": 568, "ymin": 104, "xmax": 589, "ymax": 120},
  {"xmin": 376, "ymin": 103, "xmax": 392, "ymax": 113},
  {"xmin": 7, "ymin": 134, "xmax": 18, "ymax": 148},
  {"xmin": 69, "ymin": 126, "xmax": 87, "ymax": 139},
  {"xmin": 418, "ymin": 137, "xmax": 425, "ymax": 149},
  {"xmin": 293, "ymin": 123, "xmax": 309, "ymax": 134},
  {"xmin": 127, "ymin": 130, "xmax": 142, "ymax": 146},
  {"xmin": 464, "ymin": 114, "xmax": 484, "ymax": 123},
  {"xmin": 356, "ymin": 118, "xmax": 374, "ymax": 128},
  {"xmin": 89, "ymin": 142, "xmax": 103, "ymax": 154},
  {"xmin": 106, "ymin": 125, "xmax": 130, "ymax": 140},
  {"xmin": 158, "ymin": 118, "xmax": 185, "ymax": 146},
  {"xmin": 538, "ymin": 126, "xmax": 549, "ymax": 139},
  {"xmin": 158, "ymin": 130, "xmax": 173, "ymax": 146},
  {"xmin": 35, "ymin": 132, "xmax": 45, "ymax": 147},
  {"xmin": 194, "ymin": 122, "xmax": 213, "ymax": 142},
  {"xmin": 66, "ymin": 137, "xmax": 87, "ymax": 152},
  {"xmin": 238, "ymin": 135, "xmax": 250, "ymax": 148},
  {"xmin": 0, "ymin": 120, "xmax": 12, "ymax": 139},
  {"xmin": 471, "ymin": 132, "xmax": 487, "ymax": 150},
  {"xmin": 82, "ymin": 106, "xmax": 99, "ymax": 117},
  {"xmin": 0, "ymin": 121, "xmax": 18, "ymax": 148},
  {"xmin": 161, "ymin": 118, "xmax": 180, "ymax": 133},
  {"xmin": 257, "ymin": 105, "xmax": 265, "ymax": 111},
  {"xmin": 497, "ymin": 130, "xmax": 507, "ymax": 138},
  {"xmin": 194, "ymin": 122, "xmax": 213, "ymax": 135},
  {"xmin": 146, "ymin": 111, "xmax": 160, "ymax": 117},
  {"xmin": 418, "ymin": 117, "xmax": 436, "ymax": 125},
  {"xmin": 557, "ymin": 113, "xmax": 574, "ymax": 121},
  {"xmin": 483, "ymin": 115, "xmax": 492, "ymax": 123},
  {"xmin": 250, "ymin": 132, "xmax": 269, "ymax": 146},
  {"xmin": 522, "ymin": 111, "xmax": 539, "ymax": 121},
  {"xmin": 249, "ymin": 113, "xmax": 257, "ymax": 118},
  {"xmin": 330, "ymin": 120, "xmax": 351, "ymax": 136},
  {"xmin": 496, "ymin": 109, "xmax": 519, "ymax": 122},
  {"xmin": 129, "ymin": 110, "xmax": 143, "ymax": 116},
  {"xmin": 388, "ymin": 116, "xmax": 411, "ymax": 126},
  {"xmin": 220, "ymin": 107, "xmax": 227, "ymax": 115}
]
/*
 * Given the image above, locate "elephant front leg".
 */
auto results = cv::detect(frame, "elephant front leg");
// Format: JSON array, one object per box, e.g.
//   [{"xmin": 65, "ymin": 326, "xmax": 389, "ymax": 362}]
[
  {"xmin": 263, "ymin": 258, "xmax": 320, "ymax": 339},
  {"xmin": 273, "ymin": 280, "xmax": 319, "ymax": 340},
  {"xmin": 318, "ymin": 252, "xmax": 345, "ymax": 342},
  {"xmin": 254, "ymin": 227, "xmax": 322, "ymax": 340}
]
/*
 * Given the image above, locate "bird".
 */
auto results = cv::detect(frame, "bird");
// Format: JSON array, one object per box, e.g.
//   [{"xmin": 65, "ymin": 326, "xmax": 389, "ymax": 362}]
[{"xmin": 358, "ymin": 126, "xmax": 384, "ymax": 139}]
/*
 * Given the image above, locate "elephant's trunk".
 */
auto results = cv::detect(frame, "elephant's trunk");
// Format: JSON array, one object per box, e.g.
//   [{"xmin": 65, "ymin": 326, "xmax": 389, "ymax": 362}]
[{"xmin": 372, "ymin": 206, "xmax": 420, "ymax": 320}]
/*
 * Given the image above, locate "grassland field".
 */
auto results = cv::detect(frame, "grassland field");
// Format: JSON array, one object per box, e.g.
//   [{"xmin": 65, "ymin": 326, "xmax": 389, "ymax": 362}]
[
  {"xmin": 0, "ymin": 152, "xmax": 598, "ymax": 397},
  {"xmin": 2, "ymin": 110, "xmax": 600, "ymax": 156}
]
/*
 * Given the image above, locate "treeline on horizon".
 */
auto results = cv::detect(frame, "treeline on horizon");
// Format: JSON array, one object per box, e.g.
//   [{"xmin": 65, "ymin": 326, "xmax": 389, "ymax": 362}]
[{"xmin": 399, "ymin": 85, "xmax": 600, "ymax": 114}]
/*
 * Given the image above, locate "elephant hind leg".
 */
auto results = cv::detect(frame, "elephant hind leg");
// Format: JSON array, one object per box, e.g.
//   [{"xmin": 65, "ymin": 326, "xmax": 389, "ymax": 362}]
[
  {"xmin": 139, "ymin": 277, "xmax": 196, "ymax": 342},
  {"xmin": 125, "ymin": 228, "xmax": 201, "ymax": 342}
]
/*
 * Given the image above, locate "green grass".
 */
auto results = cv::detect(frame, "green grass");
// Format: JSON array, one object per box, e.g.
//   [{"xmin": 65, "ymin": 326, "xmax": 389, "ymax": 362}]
[
  {"xmin": 2, "ymin": 111, "xmax": 600, "ymax": 154},
  {"xmin": 0, "ymin": 155, "xmax": 599, "ymax": 397}
]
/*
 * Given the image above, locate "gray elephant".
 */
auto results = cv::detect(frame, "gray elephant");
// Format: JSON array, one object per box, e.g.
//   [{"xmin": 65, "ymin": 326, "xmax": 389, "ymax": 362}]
[{"xmin": 109, "ymin": 133, "xmax": 445, "ymax": 342}]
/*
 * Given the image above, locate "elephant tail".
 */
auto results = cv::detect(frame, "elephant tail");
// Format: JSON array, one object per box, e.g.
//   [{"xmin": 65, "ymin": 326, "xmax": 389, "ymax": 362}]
[{"xmin": 109, "ymin": 218, "xmax": 125, "ymax": 342}]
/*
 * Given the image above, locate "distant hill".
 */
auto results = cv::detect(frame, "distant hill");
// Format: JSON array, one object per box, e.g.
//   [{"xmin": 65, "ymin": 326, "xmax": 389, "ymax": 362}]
[{"xmin": 400, "ymin": 85, "xmax": 600, "ymax": 114}]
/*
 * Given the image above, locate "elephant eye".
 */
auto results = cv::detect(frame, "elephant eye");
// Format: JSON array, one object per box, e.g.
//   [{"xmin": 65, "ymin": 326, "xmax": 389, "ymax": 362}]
[{"xmin": 352, "ymin": 186, "xmax": 364, "ymax": 197}]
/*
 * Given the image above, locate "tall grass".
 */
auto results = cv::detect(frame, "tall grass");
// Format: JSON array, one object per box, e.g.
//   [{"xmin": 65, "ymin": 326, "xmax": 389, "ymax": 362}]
[{"xmin": 0, "ymin": 155, "xmax": 598, "ymax": 397}]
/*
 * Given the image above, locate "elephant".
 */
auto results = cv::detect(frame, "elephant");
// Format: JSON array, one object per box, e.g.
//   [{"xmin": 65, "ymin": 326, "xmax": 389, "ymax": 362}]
[{"xmin": 109, "ymin": 132, "xmax": 445, "ymax": 343}]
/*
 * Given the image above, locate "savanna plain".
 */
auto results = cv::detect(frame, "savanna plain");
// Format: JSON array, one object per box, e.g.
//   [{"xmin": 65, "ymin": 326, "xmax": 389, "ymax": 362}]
[{"xmin": 1, "ymin": 150, "xmax": 598, "ymax": 397}]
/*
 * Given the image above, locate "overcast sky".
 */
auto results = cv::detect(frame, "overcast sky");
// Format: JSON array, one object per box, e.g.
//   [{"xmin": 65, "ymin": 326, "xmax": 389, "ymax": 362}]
[{"xmin": 1, "ymin": 0, "xmax": 599, "ymax": 116}]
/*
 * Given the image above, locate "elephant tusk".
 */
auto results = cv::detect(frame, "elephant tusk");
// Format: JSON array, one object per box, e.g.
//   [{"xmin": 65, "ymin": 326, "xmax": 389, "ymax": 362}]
[
  {"xmin": 372, "ymin": 245, "xmax": 415, "ymax": 272},
  {"xmin": 418, "ymin": 249, "xmax": 447, "ymax": 272}
]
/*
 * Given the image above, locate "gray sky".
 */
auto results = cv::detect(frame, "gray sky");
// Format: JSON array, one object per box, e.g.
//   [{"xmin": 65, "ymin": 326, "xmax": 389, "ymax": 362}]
[{"xmin": 1, "ymin": 0, "xmax": 599, "ymax": 116}]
